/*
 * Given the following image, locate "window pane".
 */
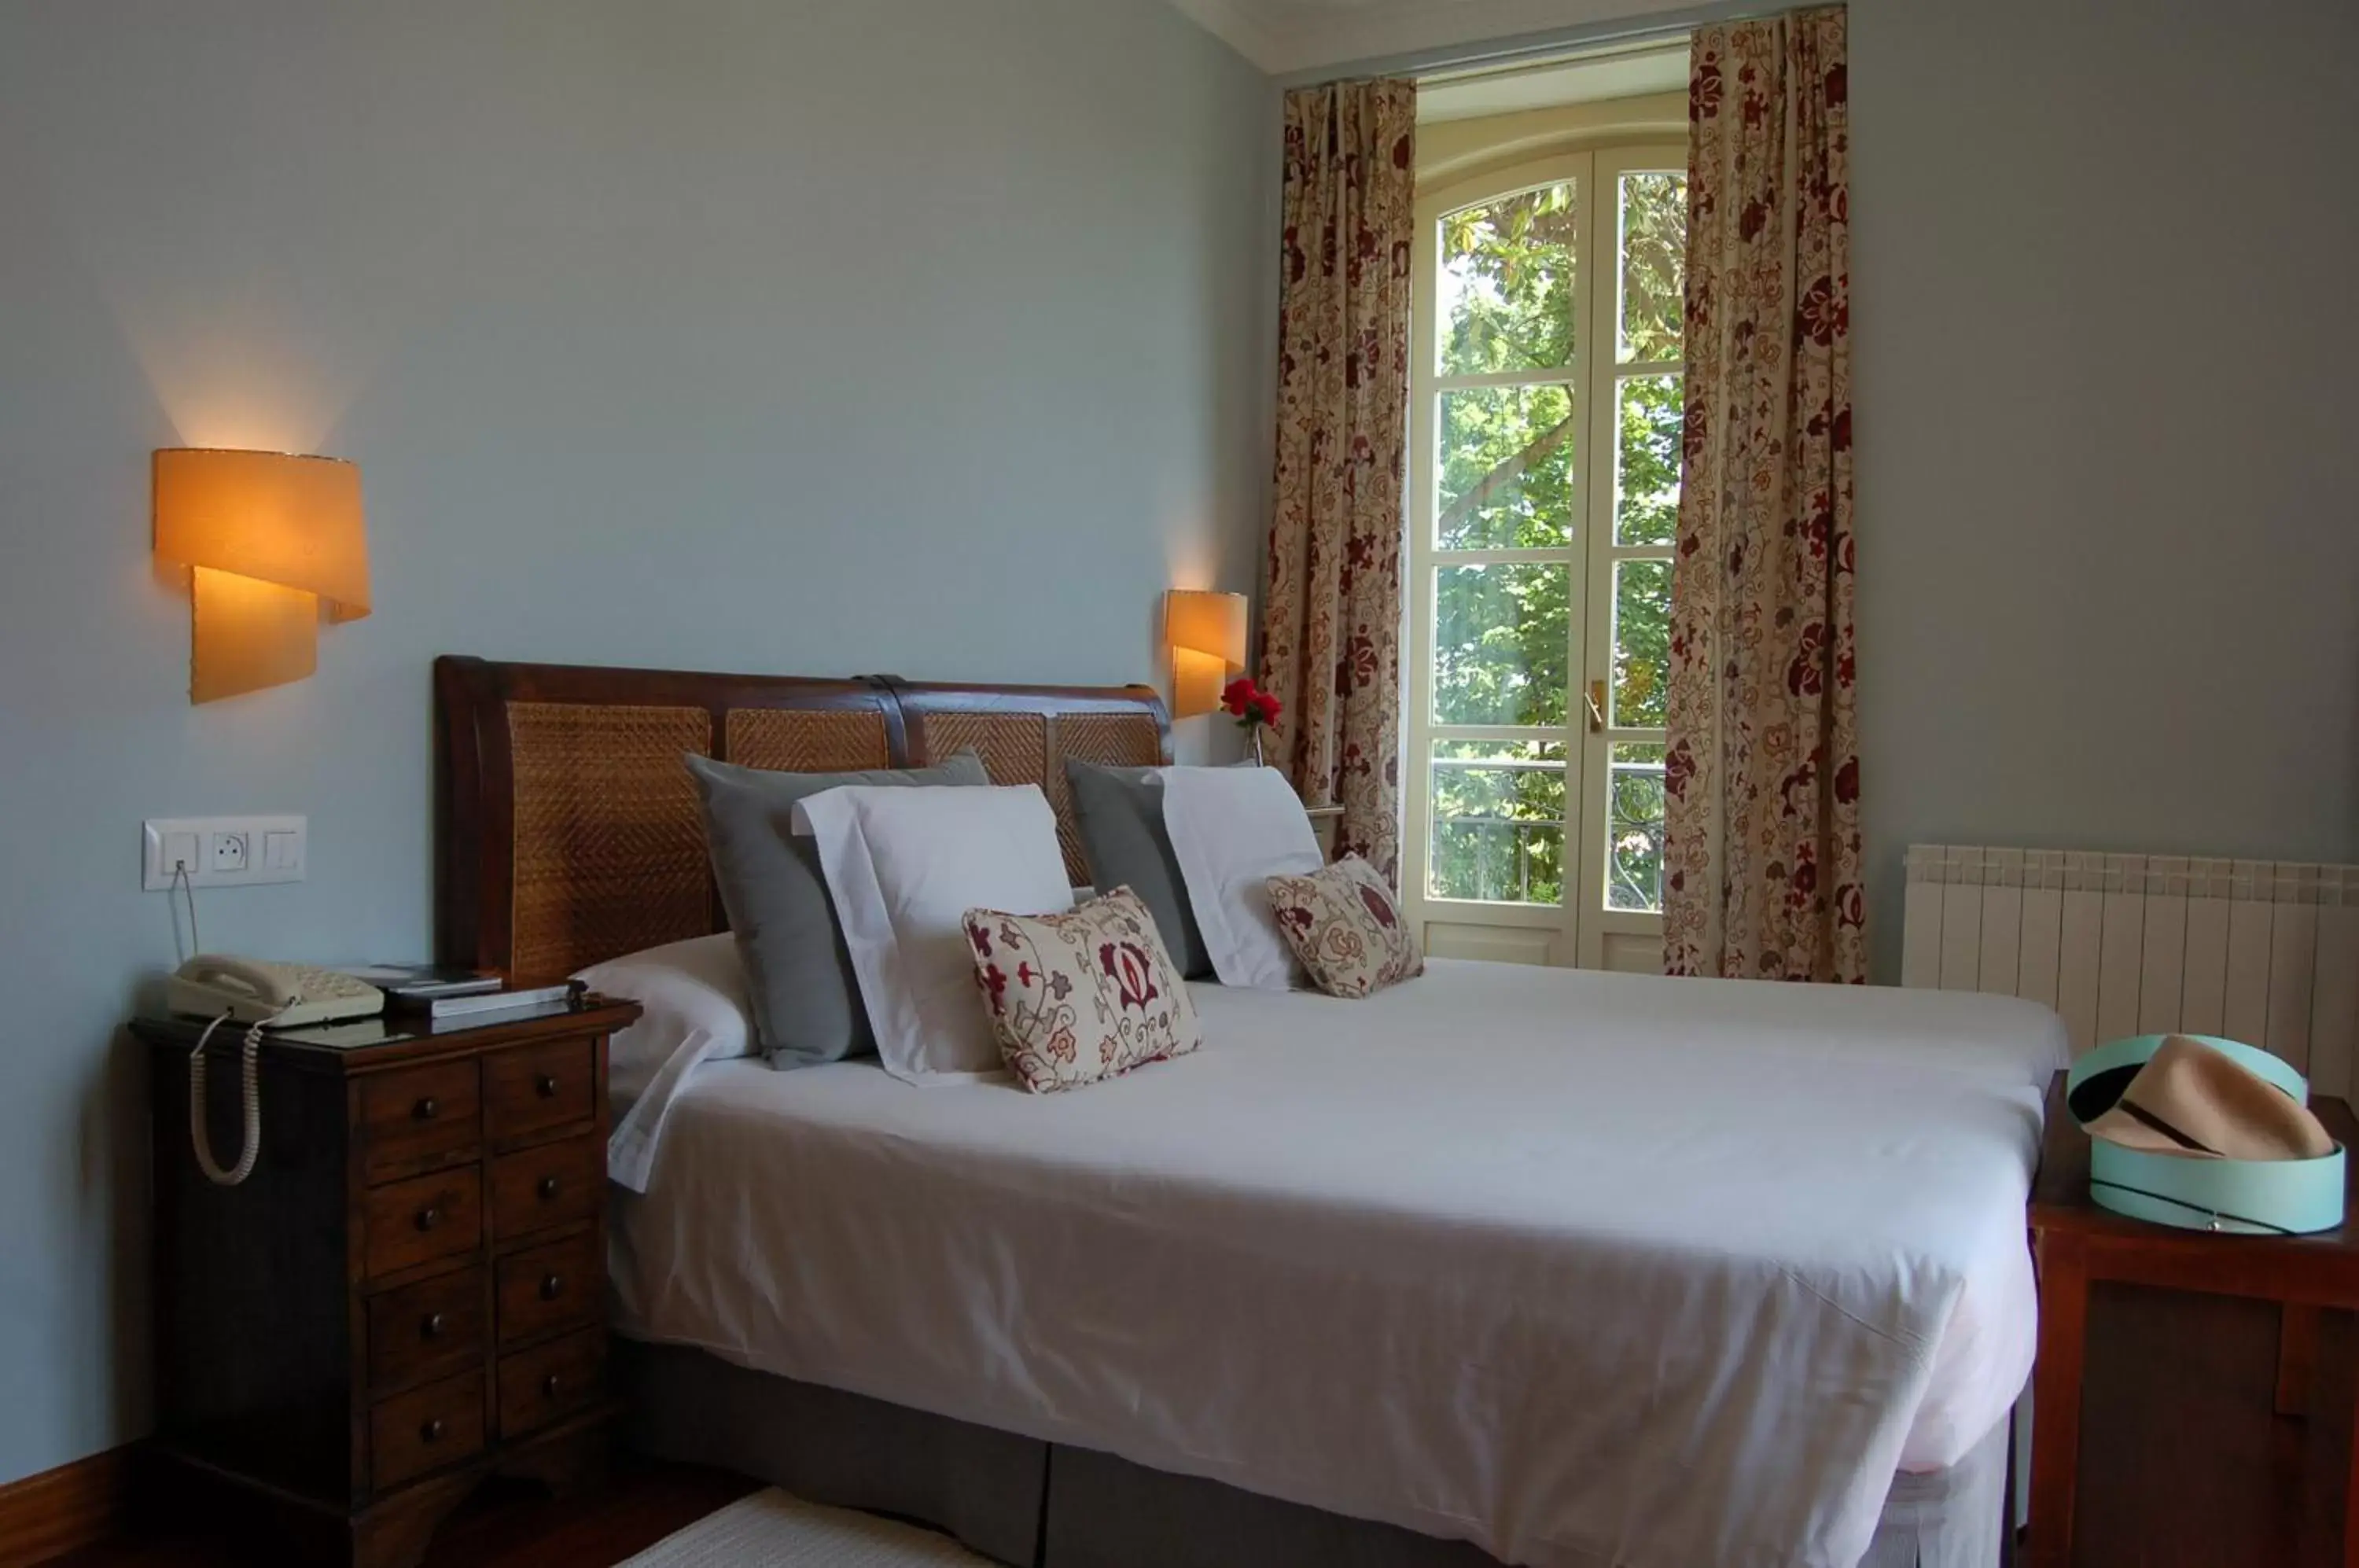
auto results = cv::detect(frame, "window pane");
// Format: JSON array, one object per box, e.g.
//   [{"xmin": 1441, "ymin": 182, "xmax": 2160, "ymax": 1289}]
[
  {"xmin": 1430, "ymin": 741, "xmax": 1566, "ymax": 905},
  {"xmin": 1439, "ymin": 183, "xmax": 1579, "ymax": 376},
  {"xmin": 1434, "ymin": 563, "xmax": 1570, "ymax": 727},
  {"xmin": 1607, "ymin": 742, "xmax": 1667, "ymax": 912},
  {"xmin": 1613, "ymin": 374, "xmax": 1682, "ymax": 547},
  {"xmin": 1439, "ymin": 385, "xmax": 1577, "ymax": 549},
  {"xmin": 1617, "ymin": 171, "xmax": 1687, "ymax": 364},
  {"xmin": 1611, "ymin": 558, "xmax": 1670, "ymax": 728}
]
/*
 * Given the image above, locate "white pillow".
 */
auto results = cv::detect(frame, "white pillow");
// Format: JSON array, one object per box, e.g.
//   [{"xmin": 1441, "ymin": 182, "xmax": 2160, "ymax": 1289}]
[
  {"xmin": 572, "ymin": 932, "xmax": 754, "ymax": 1191},
  {"xmin": 1161, "ymin": 765, "xmax": 1324, "ymax": 990},
  {"xmin": 797, "ymin": 784, "xmax": 1074, "ymax": 1083}
]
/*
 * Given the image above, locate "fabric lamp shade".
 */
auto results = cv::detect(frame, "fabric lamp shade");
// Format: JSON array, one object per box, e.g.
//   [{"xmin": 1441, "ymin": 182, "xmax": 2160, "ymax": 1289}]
[
  {"xmin": 1165, "ymin": 589, "xmax": 1246, "ymax": 719},
  {"xmin": 153, "ymin": 448, "xmax": 370, "ymax": 703}
]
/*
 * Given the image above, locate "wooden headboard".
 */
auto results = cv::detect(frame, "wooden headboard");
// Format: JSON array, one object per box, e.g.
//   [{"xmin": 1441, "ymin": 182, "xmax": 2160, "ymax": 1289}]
[{"xmin": 433, "ymin": 656, "xmax": 1171, "ymax": 976}]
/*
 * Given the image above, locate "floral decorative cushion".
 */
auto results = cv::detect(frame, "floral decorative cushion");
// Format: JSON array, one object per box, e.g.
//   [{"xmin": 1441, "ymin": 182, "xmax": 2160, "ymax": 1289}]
[
  {"xmin": 962, "ymin": 887, "xmax": 1202, "ymax": 1093},
  {"xmin": 1264, "ymin": 855, "xmax": 1423, "ymax": 998}
]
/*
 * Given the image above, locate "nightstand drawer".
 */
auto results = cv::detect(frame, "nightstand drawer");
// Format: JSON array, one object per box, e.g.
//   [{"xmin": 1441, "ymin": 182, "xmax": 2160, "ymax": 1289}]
[
  {"xmin": 370, "ymin": 1369, "xmax": 485, "ymax": 1490},
  {"xmin": 359, "ymin": 1059, "xmax": 480, "ymax": 1183},
  {"xmin": 491, "ymin": 1136, "xmax": 601, "ymax": 1239},
  {"xmin": 364, "ymin": 1167, "xmax": 483, "ymax": 1279},
  {"xmin": 367, "ymin": 1265, "xmax": 487, "ymax": 1393},
  {"xmin": 496, "ymin": 1232, "xmax": 600, "ymax": 1346},
  {"xmin": 485, "ymin": 1036, "xmax": 594, "ymax": 1143},
  {"xmin": 497, "ymin": 1327, "xmax": 605, "ymax": 1437}
]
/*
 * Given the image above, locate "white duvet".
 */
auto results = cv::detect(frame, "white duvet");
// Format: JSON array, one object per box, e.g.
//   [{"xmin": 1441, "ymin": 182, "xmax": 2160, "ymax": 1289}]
[{"xmin": 610, "ymin": 960, "xmax": 2064, "ymax": 1568}]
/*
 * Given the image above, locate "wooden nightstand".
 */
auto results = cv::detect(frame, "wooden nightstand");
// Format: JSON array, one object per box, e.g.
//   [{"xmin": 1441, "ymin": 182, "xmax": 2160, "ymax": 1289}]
[
  {"xmin": 2027, "ymin": 1069, "xmax": 2359, "ymax": 1568},
  {"xmin": 134, "ymin": 994, "xmax": 641, "ymax": 1568}
]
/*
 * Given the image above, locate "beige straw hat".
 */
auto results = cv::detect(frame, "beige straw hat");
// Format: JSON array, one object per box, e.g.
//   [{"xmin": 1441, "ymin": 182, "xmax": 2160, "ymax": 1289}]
[{"xmin": 2085, "ymin": 1034, "xmax": 2334, "ymax": 1162}]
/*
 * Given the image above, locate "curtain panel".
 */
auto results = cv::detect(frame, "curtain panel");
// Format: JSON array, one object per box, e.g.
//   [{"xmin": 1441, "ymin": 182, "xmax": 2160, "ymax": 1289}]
[
  {"xmin": 1662, "ymin": 7, "xmax": 1866, "ymax": 982},
  {"xmin": 1260, "ymin": 79, "xmax": 1416, "ymax": 885}
]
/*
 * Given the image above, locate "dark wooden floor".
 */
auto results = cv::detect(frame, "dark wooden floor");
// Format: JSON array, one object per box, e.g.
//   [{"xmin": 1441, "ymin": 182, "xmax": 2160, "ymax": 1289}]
[
  {"xmin": 50, "ymin": 1457, "xmax": 756, "ymax": 1568},
  {"xmin": 53, "ymin": 1291, "xmax": 2359, "ymax": 1568}
]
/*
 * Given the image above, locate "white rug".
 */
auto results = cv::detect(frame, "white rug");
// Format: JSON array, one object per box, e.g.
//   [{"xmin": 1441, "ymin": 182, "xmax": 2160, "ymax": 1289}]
[{"xmin": 620, "ymin": 1489, "xmax": 999, "ymax": 1566}]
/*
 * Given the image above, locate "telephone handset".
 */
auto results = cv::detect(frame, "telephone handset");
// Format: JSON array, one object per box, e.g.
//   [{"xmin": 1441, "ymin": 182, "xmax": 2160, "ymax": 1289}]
[
  {"xmin": 167, "ymin": 955, "xmax": 385, "ymax": 1028},
  {"xmin": 168, "ymin": 956, "xmax": 385, "ymax": 1187}
]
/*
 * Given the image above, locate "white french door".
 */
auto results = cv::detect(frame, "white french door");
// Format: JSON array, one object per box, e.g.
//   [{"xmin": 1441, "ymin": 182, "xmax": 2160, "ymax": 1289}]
[{"xmin": 1403, "ymin": 144, "xmax": 1687, "ymax": 971}]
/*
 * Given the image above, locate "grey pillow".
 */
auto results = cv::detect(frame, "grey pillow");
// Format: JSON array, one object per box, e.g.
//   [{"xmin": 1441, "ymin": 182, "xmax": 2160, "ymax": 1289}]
[
  {"xmin": 1064, "ymin": 758, "xmax": 1213, "ymax": 980},
  {"xmin": 687, "ymin": 749, "xmax": 988, "ymax": 1067}
]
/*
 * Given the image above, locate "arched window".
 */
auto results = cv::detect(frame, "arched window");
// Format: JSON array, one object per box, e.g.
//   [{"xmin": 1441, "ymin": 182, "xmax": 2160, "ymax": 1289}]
[{"xmin": 1405, "ymin": 134, "xmax": 1686, "ymax": 971}]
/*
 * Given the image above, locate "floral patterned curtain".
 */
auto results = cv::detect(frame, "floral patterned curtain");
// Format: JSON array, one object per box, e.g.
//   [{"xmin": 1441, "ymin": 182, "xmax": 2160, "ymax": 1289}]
[
  {"xmin": 1662, "ymin": 8, "xmax": 1865, "ymax": 983},
  {"xmin": 1260, "ymin": 80, "xmax": 1416, "ymax": 885}
]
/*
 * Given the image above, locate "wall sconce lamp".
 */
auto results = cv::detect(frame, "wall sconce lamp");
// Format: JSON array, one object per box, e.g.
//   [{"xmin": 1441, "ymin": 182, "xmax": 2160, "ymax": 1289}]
[
  {"xmin": 153, "ymin": 448, "xmax": 370, "ymax": 703},
  {"xmin": 1165, "ymin": 589, "xmax": 1247, "ymax": 720}
]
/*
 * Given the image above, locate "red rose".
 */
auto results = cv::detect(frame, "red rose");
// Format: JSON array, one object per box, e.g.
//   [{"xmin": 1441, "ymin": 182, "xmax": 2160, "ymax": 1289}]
[{"xmin": 1220, "ymin": 676, "xmax": 1280, "ymax": 730}]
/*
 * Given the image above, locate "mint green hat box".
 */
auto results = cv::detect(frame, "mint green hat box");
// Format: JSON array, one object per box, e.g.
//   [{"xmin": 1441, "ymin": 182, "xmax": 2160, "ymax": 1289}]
[{"xmin": 2065, "ymin": 1033, "xmax": 2346, "ymax": 1235}]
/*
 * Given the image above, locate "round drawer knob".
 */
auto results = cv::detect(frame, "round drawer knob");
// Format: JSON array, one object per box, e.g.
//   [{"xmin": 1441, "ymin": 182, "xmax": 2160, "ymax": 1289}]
[
  {"xmin": 542, "ymin": 1373, "xmax": 563, "ymax": 1398},
  {"xmin": 421, "ymin": 1419, "xmax": 445, "ymax": 1444},
  {"xmin": 414, "ymin": 1206, "xmax": 441, "ymax": 1232},
  {"xmin": 421, "ymin": 1312, "xmax": 446, "ymax": 1341},
  {"xmin": 537, "ymin": 1176, "xmax": 561, "ymax": 1201},
  {"xmin": 534, "ymin": 1073, "xmax": 558, "ymax": 1099},
  {"xmin": 539, "ymin": 1272, "xmax": 564, "ymax": 1301},
  {"xmin": 412, "ymin": 1097, "xmax": 438, "ymax": 1121}
]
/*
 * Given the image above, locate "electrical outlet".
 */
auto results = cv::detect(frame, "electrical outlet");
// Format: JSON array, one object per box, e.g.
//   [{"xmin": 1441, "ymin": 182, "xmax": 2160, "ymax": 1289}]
[{"xmin": 144, "ymin": 816, "xmax": 306, "ymax": 889}]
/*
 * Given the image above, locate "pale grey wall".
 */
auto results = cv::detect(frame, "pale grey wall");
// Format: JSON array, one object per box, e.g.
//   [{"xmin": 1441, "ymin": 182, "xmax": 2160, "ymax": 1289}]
[
  {"xmin": 1846, "ymin": 0, "xmax": 2359, "ymax": 979},
  {"xmin": 0, "ymin": 0, "xmax": 1275, "ymax": 1482}
]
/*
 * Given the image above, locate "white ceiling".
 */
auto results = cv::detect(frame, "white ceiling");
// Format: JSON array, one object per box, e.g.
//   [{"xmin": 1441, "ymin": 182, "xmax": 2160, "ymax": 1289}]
[{"xmin": 1164, "ymin": 0, "xmax": 1695, "ymax": 76}]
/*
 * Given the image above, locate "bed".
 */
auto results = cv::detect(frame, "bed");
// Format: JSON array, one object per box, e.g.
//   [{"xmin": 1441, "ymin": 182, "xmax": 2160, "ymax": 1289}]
[{"xmin": 433, "ymin": 655, "xmax": 2063, "ymax": 1568}]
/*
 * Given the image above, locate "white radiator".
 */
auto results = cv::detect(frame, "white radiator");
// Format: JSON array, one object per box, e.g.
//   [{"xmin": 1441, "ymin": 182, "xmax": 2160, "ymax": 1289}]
[{"xmin": 1901, "ymin": 845, "xmax": 2359, "ymax": 1095}]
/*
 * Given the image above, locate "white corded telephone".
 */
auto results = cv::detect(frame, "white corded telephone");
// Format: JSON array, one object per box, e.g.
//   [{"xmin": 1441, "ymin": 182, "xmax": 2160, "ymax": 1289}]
[{"xmin": 167, "ymin": 956, "xmax": 385, "ymax": 1187}]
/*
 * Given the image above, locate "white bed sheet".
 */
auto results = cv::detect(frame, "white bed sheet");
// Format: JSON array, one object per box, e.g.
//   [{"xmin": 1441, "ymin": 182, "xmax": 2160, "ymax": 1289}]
[{"xmin": 610, "ymin": 960, "xmax": 2064, "ymax": 1568}]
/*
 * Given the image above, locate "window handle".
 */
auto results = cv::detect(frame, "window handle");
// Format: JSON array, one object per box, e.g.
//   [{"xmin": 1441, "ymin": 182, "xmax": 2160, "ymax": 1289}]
[{"xmin": 1585, "ymin": 680, "xmax": 1608, "ymax": 734}]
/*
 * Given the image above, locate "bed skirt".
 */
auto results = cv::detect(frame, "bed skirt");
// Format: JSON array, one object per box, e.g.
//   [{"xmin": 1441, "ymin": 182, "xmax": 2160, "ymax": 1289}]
[{"xmin": 614, "ymin": 1339, "xmax": 2012, "ymax": 1568}]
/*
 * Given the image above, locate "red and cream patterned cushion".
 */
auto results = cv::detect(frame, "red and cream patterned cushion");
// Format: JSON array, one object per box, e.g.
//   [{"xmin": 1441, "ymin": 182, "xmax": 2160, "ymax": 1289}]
[
  {"xmin": 1264, "ymin": 855, "xmax": 1423, "ymax": 998},
  {"xmin": 962, "ymin": 887, "xmax": 1202, "ymax": 1093}
]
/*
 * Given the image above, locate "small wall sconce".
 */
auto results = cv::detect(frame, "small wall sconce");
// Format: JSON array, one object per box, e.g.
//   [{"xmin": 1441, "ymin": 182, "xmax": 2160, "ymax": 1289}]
[
  {"xmin": 153, "ymin": 448, "xmax": 370, "ymax": 703},
  {"xmin": 1165, "ymin": 589, "xmax": 1247, "ymax": 719}
]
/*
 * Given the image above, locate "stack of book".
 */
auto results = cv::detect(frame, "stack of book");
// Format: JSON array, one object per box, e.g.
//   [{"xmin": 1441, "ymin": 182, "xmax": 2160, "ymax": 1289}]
[{"xmin": 337, "ymin": 964, "xmax": 580, "ymax": 1019}]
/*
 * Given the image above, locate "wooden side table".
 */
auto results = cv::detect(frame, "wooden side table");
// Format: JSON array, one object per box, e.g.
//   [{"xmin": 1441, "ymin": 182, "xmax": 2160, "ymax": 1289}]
[
  {"xmin": 2027, "ymin": 1071, "xmax": 2359, "ymax": 1567},
  {"xmin": 134, "ymin": 994, "xmax": 640, "ymax": 1568}
]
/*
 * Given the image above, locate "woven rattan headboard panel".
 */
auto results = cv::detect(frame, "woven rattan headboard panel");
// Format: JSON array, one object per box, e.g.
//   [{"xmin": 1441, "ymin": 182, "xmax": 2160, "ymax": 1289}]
[{"xmin": 434, "ymin": 656, "xmax": 1171, "ymax": 975}]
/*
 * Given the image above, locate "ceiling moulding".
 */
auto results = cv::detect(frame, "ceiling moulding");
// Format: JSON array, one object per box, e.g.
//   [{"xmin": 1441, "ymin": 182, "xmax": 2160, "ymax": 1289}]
[
  {"xmin": 1161, "ymin": 0, "xmax": 1713, "ymax": 79},
  {"xmin": 1161, "ymin": 0, "xmax": 1290, "ymax": 71}
]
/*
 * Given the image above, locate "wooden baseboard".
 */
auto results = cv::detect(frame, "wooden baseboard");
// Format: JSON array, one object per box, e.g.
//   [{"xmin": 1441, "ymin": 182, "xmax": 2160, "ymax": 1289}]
[{"xmin": 0, "ymin": 1444, "xmax": 137, "ymax": 1566}]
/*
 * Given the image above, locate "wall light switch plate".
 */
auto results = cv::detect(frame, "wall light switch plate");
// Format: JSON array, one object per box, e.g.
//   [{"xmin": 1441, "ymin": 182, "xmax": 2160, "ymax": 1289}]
[{"xmin": 144, "ymin": 815, "xmax": 306, "ymax": 890}]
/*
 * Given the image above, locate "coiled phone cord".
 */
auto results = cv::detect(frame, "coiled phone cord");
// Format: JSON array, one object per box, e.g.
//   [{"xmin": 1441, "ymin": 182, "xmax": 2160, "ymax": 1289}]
[{"xmin": 190, "ymin": 1011, "xmax": 268, "ymax": 1187}]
